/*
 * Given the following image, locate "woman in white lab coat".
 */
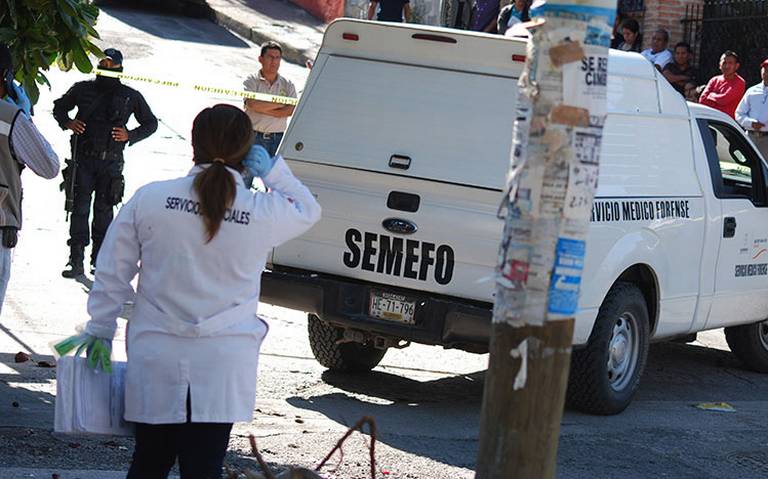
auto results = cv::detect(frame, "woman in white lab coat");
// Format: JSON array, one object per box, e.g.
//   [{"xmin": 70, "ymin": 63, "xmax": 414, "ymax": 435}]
[{"xmin": 81, "ymin": 104, "xmax": 321, "ymax": 478}]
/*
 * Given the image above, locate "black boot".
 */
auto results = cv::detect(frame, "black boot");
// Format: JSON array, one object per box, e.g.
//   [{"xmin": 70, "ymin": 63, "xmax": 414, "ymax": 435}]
[
  {"xmin": 62, "ymin": 261, "xmax": 84, "ymax": 278},
  {"xmin": 62, "ymin": 244, "xmax": 85, "ymax": 279}
]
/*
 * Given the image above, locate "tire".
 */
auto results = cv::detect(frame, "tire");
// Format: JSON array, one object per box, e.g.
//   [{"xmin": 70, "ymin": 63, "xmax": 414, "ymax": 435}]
[
  {"xmin": 567, "ymin": 282, "xmax": 650, "ymax": 415},
  {"xmin": 307, "ymin": 314, "xmax": 387, "ymax": 372},
  {"xmin": 725, "ymin": 320, "xmax": 768, "ymax": 373}
]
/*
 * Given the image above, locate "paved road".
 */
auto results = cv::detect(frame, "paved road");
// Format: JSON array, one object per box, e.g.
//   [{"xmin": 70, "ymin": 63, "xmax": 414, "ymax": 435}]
[{"xmin": 0, "ymin": 6, "xmax": 766, "ymax": 479}]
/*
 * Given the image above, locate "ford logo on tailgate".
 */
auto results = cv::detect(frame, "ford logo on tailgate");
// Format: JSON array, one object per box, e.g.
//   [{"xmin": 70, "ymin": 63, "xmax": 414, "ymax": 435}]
[{"xmin": 382, "ymin": 218, "xmax": 417, "ymax": 235}]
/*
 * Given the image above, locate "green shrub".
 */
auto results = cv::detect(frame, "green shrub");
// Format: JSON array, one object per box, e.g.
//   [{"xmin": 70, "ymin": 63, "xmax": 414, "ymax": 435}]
[{"xmin": 0, "ymin": 0, "xmax": 102, "ymax": 103}]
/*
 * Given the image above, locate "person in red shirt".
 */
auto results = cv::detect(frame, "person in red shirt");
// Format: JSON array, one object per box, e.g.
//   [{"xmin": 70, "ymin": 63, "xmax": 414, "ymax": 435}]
[{"xmin": 699, "ymin": 50, "xmax": 746, "ymax": 118}]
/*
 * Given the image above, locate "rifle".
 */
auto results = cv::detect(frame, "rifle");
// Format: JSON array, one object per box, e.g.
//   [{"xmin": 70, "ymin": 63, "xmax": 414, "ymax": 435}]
[{"xmin": 63, "ymin": 135, "xmax": 78, "ymax": 221}]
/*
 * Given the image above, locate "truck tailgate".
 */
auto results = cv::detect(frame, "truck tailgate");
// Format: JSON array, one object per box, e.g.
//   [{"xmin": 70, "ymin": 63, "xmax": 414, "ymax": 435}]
[{"xmin": 273, "ymin": 161, "xmax": 503, "ymax": 302}]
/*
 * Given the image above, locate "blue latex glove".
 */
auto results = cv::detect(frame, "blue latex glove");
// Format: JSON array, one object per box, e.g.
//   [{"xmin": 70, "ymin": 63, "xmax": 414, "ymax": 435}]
[
  {"xmin": 53, "ymin": 333, "xmax": 113, "ymax": 373},
  {"xmin": 242, "ymin": 144, "xmax": 276, "ymax": 179},
  {"xmin": 4, "ymin": 81, "xmax": 31, "ymax": 118}
]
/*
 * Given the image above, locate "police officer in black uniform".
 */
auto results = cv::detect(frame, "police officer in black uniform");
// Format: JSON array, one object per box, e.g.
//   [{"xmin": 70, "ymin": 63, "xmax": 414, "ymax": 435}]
[{"xmin": 54, "ymin": 48, "xmax": 157, "ymax": 278}]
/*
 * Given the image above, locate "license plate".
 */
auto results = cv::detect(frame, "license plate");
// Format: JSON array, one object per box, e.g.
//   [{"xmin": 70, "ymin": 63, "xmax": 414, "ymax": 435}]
[{"xmin": 369, "ymin": 291, "xmax": 416, "ymax": 324}]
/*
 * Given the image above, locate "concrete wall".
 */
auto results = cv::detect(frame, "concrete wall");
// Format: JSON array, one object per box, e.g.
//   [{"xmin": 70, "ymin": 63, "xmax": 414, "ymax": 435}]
[{"xmin": 290, "ymin": 0, "xmax": 345, "ymax": 22}]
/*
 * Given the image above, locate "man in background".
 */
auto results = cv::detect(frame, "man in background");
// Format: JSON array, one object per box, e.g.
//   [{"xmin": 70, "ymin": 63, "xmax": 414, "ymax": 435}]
[
  {"xmin": 640, "ymin": 29, "xmax": 672, "ymax": 71},
  {"xmin": 663, "ymin": 42, "xmax": 698, "ymax": 97},
  {"xmin": 736, "ymin": 59, "xmax": 768, "ymax": 159},
  {"xmin": 243, "ymin": 42, "xmax": 297, "ymax": 186},
  {"xmin": 54, "ymin": 48, "xmax": 157, "ymax": 278},
  {"xmin": 368, "ymin": 0, "xmax": 412, "ymax": 22},
  {"xmin": 699, "ymin": 50, "xmax": 746, "ymax": 119}
]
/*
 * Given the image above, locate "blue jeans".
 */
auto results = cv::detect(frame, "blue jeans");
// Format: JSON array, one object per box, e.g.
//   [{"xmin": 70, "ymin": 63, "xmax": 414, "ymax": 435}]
[
  {"xmin": 0, "ymin": 247, "xmax": 9, "ymax": 316},
  {"xmin": 244, "ymin": 131, "xmax": 284, "ymax": 189}
]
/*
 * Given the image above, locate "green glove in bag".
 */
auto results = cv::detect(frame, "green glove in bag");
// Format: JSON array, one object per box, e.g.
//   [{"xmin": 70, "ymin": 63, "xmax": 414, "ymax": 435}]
[{"xmin": 52, "ymin": 333, "xmax": 113, "ymax": 374}]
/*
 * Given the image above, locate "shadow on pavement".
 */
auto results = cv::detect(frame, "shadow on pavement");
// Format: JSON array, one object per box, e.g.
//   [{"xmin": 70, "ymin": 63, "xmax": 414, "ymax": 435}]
[
  {"xmin": 0, "ymin": 351, "xmax": 137, "ymax": 470},
  {"xmin": 76, "ymin": 275, "xmax": 94, "ymax": 292},
  {"xmin": 0, "ymin": 351, "xmax": 57, "ymax": 430},
  {"xmin": 0, "ymin": 323, "xmax": 40, "ymax": 357},
  {"xmin": 235, "ymin": 0, "xmax": 326, "ymax": 32},
  {"xmin": 286, "ymin": 341, "xmax": 767, "ymax": 469},
  {"xmin": 287, "ymin": 369, "xmax": 485, "ymax": 468},
  {"xmin": 320, "ymin": 368, "xmax": 486, "ymax": 405},
  {"xmin": 102, "ymin": 6, "xmax": 250, "ymax": 48},
  {"xmin": 637, "ymin": 342, "xmax": 768, "ymax": 401}
]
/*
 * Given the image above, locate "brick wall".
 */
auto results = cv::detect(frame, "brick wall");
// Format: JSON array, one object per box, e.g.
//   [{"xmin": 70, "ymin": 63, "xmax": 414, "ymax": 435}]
[{"xmin": 641, "ymin": 0, "xmax": 703, "ymax": 49}]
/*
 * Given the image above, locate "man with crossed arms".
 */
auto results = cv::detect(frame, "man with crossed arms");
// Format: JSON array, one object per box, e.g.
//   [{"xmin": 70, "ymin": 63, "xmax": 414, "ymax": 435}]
[{"xmin": 243, "ymin": 41, "xmax": 296, "ymax": 187}]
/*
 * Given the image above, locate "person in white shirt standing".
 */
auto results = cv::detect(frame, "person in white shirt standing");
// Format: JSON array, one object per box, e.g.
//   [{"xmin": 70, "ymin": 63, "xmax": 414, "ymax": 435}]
[
  {"xmin": 242, "ymin": 42, "xmax": 297, "ymax": 188},
  {"xmin": 736, "ymin": 59, "xmax": 768, "ymax": 160},
  {"xmin": 640, "ymin": 29, "xmax": 673, "ymax": 72},
  {"xmin": 75, "ymin": 104, "xmax": 320, "ymax": 478},
  {"xmin": 0, "ymin": 44, "xmax": 59, "ymax": 315}
]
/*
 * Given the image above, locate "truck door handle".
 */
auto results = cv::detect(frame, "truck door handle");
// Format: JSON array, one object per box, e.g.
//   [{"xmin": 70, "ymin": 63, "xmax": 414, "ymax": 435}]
[
  {"xmin": 389, "ymin": 155, "xmax": 411, "ymax": 170},
  {"xmin": 723, "ymin": 217, "xmax": 737, "ymax": 238},
  {"xmin": 387, "ymin": 191, "xmax": 420, "ymax": 212}
]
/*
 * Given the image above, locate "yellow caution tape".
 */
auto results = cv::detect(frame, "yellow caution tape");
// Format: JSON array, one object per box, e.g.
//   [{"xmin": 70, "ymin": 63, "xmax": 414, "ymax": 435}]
[{"xmin": 94, "ymin": 69, "xmax": 299, "ymax": 106}]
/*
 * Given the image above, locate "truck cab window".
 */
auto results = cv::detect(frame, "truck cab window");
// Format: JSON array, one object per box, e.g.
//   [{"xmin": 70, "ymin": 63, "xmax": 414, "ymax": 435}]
[{"xmin": 699, "ymin": 120, "xmax": 768, "ymax": 205}]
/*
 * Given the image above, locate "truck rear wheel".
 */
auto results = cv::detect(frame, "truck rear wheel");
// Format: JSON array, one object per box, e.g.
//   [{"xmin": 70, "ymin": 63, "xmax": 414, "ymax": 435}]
[
  {"xmin": 307, "ymin": 314, "xmax": 387, "ymax": 372},
  {"xmin": 725, "ymin": 320, "xmax": 768, "ymax": 373},
  {"xmin": 567, "ymin": 282, "xmax": 650, "ymax": 415}
]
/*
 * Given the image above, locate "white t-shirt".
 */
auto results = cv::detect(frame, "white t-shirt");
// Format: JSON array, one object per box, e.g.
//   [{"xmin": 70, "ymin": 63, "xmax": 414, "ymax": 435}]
[{"xmin": 641, "ymin": 48, "xmax": 673, "ymax": 69}]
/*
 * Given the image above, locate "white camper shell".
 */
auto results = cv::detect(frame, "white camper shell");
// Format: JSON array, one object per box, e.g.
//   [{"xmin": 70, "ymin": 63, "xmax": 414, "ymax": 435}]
[{"xmin": 262, "ymin": 19, "xmax": 768, "ymax": 414}]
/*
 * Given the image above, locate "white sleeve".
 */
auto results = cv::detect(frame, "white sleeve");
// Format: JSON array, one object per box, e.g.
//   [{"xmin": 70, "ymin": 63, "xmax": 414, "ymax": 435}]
[
  {"xmin": 84, "ymin": 192, "xmax": 142, "ymax": 339},
  {"xmin": 260, "ymin": 156, "xmax": 322, "ymax": 247},
  {"xmin": 656, "ymin": 50, "xmax": 673, "ymax": 69},
  {"xmin": 735, "ymin": 95, "xmax": 754, "ymax": 129}
]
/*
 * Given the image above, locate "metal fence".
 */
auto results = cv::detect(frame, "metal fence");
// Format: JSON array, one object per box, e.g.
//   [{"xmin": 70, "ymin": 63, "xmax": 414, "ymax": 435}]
[
  {"xmin": 618, "ymin": 0, "xmax": 645, "ymax": 13},
  {"xmin": 682, "ymin": 0, "xmax": 768, "ymax": 87}
]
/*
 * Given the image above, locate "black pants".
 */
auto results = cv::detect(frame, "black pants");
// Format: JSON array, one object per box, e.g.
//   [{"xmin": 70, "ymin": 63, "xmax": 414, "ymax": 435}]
[
  {"xmin": 68, "ymin": 154, "xmax": 123, "ymax": 262},
  {"xmin": 126, "ymin": 420, "xmax": 233, "ymax": 479}
]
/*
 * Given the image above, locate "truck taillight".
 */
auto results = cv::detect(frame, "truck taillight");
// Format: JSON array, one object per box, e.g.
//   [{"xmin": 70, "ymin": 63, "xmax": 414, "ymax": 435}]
[
  {"xmin": 343, "ymin": 33, "xmax": 359, "ymax": 41},
  {"xmin": 512, "ymin": 54, "xmax": 527, "ymax": 62}
]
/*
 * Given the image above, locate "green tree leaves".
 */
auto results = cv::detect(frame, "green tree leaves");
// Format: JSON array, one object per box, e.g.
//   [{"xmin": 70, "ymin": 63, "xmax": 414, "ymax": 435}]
[{"xmin": 0, "ymin": 0, "xmax": 101, "ymax": 103}]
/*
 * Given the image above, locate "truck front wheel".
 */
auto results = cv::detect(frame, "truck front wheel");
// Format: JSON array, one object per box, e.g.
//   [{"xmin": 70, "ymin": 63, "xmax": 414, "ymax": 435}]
[
  {"xmin": 725, "ymin": 320, "xmax": 768, "ymax": 373},
  {"xmin": 307, "ymin": 314, "xmax": 387, "ymax": 372},
  {"xmin": 567, "ymin": 282, "xmax": 650, "ymax": 415}
]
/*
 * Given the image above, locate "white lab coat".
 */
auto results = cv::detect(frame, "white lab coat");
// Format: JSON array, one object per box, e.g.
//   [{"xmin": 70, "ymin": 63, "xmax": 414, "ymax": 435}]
[{"xmin": 83, "ymin": 157, "xmax": 321, "ymax": 424}]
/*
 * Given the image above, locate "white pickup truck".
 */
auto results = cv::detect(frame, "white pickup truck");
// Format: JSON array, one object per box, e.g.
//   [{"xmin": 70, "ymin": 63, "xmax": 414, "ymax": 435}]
[{"xmin": 261, "ymin": 19, "xmax": 768, "ymax": 414}]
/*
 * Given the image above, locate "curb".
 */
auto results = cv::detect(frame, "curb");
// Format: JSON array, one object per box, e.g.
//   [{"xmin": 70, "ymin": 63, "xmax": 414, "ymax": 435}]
[
  {"xmin": 114, "ymin": 0, "xmax": 320, "ymax": 65},
  {"xmin": 208, "ymin": 7, "xmax": 316, "ymax": 66},
  {"xmin": 0, "ymin": 467, "xmax": 179, "ymax": 479}
]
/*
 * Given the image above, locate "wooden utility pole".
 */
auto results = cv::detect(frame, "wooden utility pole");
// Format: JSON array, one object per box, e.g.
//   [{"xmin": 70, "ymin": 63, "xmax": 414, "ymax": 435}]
[{"xmin": 476, "ymin": 1, "xmax": 617, "ymax": 477}]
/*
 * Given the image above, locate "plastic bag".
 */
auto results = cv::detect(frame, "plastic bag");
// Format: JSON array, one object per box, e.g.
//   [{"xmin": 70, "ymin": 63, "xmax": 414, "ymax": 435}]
[{"xmin": 54, "ymin": 356, "xmax": 133, "ymax": 436}]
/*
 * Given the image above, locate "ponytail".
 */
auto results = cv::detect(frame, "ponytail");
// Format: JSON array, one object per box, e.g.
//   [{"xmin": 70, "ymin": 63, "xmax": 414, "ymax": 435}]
[
  {"xmin": 190, "ymin": 104, "xmax": 254, "ymax": 243},
  {"xmin": 193, "ymin": 160, "xmax": 236, "ymax": 243}
]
